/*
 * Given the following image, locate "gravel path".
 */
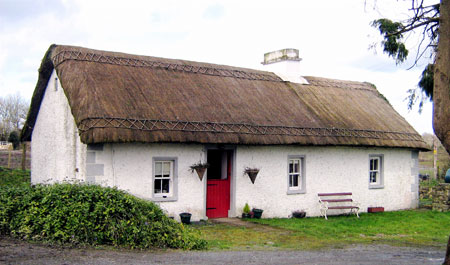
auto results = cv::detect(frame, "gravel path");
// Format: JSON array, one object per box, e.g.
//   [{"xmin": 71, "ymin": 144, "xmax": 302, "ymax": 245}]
[{"xmin": 0, "ymin": 237, "xmax": 444, "ymax": 265}]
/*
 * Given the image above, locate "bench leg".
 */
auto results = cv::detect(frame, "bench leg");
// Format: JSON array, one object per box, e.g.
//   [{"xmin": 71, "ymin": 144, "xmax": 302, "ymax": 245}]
[{"xmin": 352, "ymin": 208, "xmax": 360, "ymax": 218}]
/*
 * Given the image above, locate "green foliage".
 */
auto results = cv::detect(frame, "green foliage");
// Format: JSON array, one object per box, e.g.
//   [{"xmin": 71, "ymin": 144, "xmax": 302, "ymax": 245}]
[
  {"xmin": 372, "ymin": 18, "xmax": 409, "ymax": 64},
  {"xmin": 243, "ymin": 203, "xmax": 250, "ymax": 214},
  {"xmin": 0, "ymin": 183, "xmax": 207, "ymax": 250},
  {"xmin": 407, "ymin": 63, "xmax": 435, "ymax": 112},
  {"xmin": 418, "ymin": 64, "xmax": 434, "ymax": 100},
  {"xmin": 0, "ymin": 167, "xmax": 30, "ymax": 187},
  {"xmin": 8, "ymin": 131, "xmax": 20, "ymax": 150}
]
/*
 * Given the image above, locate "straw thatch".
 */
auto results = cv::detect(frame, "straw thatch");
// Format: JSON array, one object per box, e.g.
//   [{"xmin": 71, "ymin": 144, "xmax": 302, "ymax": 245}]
[{"xmin": 21, "ymin": 45, "xmax": 429, "ymax": 150}]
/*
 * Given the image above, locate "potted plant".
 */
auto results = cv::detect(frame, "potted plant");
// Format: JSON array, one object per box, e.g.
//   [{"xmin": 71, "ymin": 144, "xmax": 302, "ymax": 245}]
[
  {"xmin": 245, "ymin": 167, "xmax": 260, "ymax": 184},
  {"xmin": 292, "ymin": 210, "xmax": 306, "ymax": 218},
  {"xmin": 190, "ymin": 162, "xmax": 209, "ymax": 181},
  {"xmin": 179, "ymin": 212, "xmax": 192, "ymax": 224},
  {"xmin": 252, "ymin": 208, "xmax": 264, "ymax": 219},
  {"xmin": 242, "ymin": 203, "xmax": 251, "ymax": 218}
]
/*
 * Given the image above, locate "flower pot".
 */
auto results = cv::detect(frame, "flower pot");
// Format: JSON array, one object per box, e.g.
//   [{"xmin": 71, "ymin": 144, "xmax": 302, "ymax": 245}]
[
  {"xmin": 292, "ymin": 211, "xmax": 306, "ymax": 218},
  {"xmin": 194, "ymin": 167, "xmax": 207, "ymax": 181},
  {"xmin": 242, "ymin": 213, "xmax": 251, "ymax": 219},
  {"xmin": 179, "ymin": 212, "xmax": 192, "ymax": 224},
  {"xmin": 252, "ymin": 208, "xmax": 263, "ymax": 219},
  {"xmin": 368, "ymin": 207, "xmax": 384, "ymax": 213},
  {"xmin": 246, "ymin": 169, "xmax": 259, "ymax": 184}
]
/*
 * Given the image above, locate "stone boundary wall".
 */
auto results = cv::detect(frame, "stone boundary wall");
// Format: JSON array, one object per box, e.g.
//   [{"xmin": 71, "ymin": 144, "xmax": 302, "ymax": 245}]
[{"xmin": 423, "ymin": 184, "xmax": 450, "ymax": 212}]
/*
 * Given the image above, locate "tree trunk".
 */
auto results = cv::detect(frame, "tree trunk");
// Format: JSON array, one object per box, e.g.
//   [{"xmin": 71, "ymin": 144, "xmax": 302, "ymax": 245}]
[
  {"xmin": 433, "ymin": 0, "xmax": 450, "ymax": 154},
  {"xmin": 444, "ymin": 234, "xmax": 450, "ymax": 265}
]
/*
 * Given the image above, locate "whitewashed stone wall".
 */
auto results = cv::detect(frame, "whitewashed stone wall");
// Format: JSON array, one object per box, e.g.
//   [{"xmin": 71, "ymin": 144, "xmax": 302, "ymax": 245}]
[
  {"xmin": 94, "ymin": 143, "xmax": 206, "ymax": 221},
  {"xmin": 235, "ymin": 145, "xmax": 418, "ymax": 218},
  {"xmin": 31, "ymin": 70, "xmax": 86, "ymax": 184}
]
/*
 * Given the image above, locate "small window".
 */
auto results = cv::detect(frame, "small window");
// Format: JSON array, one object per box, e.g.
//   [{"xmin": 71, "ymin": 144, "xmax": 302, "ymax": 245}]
[
  {"xmin": 369, "ymin": 155, "xmax": 384, "ymax": 189},
  {"xmin": 153, "ymin": 157, "xmax": 178, "ymax": 201},
  {"xmin": 287, "ymin": 155, "xmax": 306, "ymax": 194}
]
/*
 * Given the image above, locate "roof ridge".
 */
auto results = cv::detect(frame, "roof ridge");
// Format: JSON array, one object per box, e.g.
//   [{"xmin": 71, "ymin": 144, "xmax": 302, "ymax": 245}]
[{"xmin": 51, "ymin": 49, "xmax": 283, "ymax": 82}]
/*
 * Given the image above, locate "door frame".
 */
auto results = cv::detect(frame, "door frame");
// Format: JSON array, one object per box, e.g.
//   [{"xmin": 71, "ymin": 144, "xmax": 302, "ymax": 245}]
[{"xmin": 203, "ymin": 145, "xmax": 236, "ymax": 219}]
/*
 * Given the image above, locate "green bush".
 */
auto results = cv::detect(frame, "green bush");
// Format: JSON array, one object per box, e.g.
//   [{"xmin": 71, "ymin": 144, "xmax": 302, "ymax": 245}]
[
  {"xmin": 8, "ymin": 131, "xmax": 20, "ymax": 150},
  {"xmin": 0, "ymin": 183, "xmax": 207, "ymax": 250}
]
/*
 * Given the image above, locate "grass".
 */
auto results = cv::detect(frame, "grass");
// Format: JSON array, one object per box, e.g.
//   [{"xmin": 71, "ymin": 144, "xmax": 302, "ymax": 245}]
[
  {"xmin": 0, "ymin": 167, "xmax": 30, "ymax": 187},
  {"xmin": 2, "ymin": 166, "xmax": 449, "ymax": 251},
  {"xmin": 195, "ymin": 210, "xmax": 450, "ymax": 250}
]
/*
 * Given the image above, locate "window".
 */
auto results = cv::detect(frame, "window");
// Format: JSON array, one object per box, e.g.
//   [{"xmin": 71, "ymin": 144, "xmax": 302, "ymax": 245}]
[
  {"xmin": 287, "ymin": 155, "xmax": 306, "ymax": 194},
  {"xmin": 369, "ymin": 155, "xmax": 384, "ymax": 189},
  {"xmin": 152, "ymin": 157, "xmax": 178, "ymax": 201}
]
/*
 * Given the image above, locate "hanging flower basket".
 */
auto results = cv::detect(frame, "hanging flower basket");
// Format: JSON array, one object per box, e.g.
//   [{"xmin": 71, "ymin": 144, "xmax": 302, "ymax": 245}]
[
  {"xmin": 190, "ymin": 162, "xmax": 209, "ymax": 181},
  {"xmin": 245, "ymin": 167, "xmax": 260, "ymax": 184}
]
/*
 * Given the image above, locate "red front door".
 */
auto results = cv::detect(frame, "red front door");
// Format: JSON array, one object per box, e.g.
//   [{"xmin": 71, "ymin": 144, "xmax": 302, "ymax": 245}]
[{"xmin": 206, "ymin": 150, "xmax": 232, "ymax": 218}]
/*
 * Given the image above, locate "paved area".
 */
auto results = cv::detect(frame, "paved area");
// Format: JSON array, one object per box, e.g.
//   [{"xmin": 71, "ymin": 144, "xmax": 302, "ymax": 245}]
[{"xmin": 0, "ymin": 236, "xmax": 445, "ymax": 265}]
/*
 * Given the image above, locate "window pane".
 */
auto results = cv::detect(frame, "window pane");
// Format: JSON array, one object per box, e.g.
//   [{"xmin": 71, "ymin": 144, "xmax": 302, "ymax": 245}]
[
  {"xmin": 294, "ymin": 161, "xmax": 299, "ymax": 173},
  {"xmin": 163, "ymin": 162, "xmax": 170, "ymax": 174},
  {"xmin": 162, "ymin": 179, "xmax": 170, "ymax": 193},
  {"xmin": 155, "ymin": 162, "xmax": 162, "ymax": 175},
  {"xmin": 293, "ymin": 174, "xmax": 298, "ymax": 187},
  {"xmin": 289, "ymin": 175, "xmax": 293, "ymax": 186},
  {"xmin": 289, "ymin": 161, "xmax": 294, "ymax": 173},
  {"xmin": 373, "ymin": 159, "xmax": 378, "ymax": 171},
  {"xmin": 370, "ymin": 172, "xmax": 378, "ymax": 183},
  {"xmin": 154, "ymin": 179, "xmax": 161, "ymax": 193}
]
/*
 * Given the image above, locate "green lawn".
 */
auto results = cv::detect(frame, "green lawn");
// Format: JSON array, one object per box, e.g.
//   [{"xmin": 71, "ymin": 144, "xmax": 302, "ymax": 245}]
[
  {"xmin": 0, "ymin": 167, "xmax": 30, "ymax": 187},
  {"xmin": 195, "ymin": 210, "xmax": 450, "ymax": 250}
]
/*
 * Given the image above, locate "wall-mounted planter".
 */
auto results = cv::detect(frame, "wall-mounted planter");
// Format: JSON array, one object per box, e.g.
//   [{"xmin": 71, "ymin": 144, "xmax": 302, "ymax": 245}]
[
  {"xmin": 368, "ymin": 207, "xmax": 384, "ymax": 213},
  {"xmin": 245, "ymin": 168, "xmax": 260, "ymax": 184},
  {"xmin": 190, "ymin": 162, "xmax": 209, "ymax": 181}
]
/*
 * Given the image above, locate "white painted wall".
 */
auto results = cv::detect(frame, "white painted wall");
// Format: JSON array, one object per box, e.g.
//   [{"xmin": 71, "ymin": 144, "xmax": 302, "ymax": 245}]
[
  {"xmin": 95, "ymin": 143, "xmax": 207, "ymax": 222},
  {"xmin": 31, "ymin": 70, "xmax": 86, "ymax": 184},
  {"xmin": 235, "ymin": 146, "xmax": 418, "ymax": 218}
]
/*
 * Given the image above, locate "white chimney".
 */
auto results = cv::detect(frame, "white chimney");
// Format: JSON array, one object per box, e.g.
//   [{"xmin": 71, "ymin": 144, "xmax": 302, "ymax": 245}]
[{"xmin": 261, "ymin": 48, "xmax": 308, "ymax": 84}]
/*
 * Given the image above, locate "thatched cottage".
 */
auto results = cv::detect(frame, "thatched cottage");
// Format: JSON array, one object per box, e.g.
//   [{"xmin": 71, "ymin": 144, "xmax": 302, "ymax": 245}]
[{"xmin": 22, "ymin": 45, "xmax": 429, "ymax": 221}]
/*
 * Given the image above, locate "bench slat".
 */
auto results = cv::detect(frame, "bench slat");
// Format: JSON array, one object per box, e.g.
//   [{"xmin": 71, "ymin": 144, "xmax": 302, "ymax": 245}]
[
  {"xmin": 318, "ymin": 192, "xmax": 352, "ymax": 196},
  {"xmin": 321, "ymin": 199, "xmax": 353, "ymax": 203},
  {"xmin": 328, "ymin": 206, "xmax": 359, "ymax": 209}
]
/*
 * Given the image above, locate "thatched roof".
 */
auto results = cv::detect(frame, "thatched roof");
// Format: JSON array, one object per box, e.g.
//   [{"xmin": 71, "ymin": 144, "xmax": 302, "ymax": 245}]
[{"xmin": 21, "ymin": 45, "xmax": 429, "ymax": 150}]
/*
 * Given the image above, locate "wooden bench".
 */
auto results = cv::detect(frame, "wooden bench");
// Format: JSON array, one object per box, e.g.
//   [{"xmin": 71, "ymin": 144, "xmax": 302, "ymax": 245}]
[{"xmin": 318, "ymin": 192, "xmax": 360, "ymax": 220}]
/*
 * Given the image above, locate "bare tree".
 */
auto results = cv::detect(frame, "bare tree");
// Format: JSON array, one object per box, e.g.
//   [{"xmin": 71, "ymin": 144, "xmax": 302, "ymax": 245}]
[{"xmin": 0, "ymin": 92, "xmax": 29, "ymax": 141}]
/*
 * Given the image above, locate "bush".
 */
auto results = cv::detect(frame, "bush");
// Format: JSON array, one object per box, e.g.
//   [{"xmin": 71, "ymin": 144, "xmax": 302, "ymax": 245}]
[
  {"xmin": 0, "ymin": 183, "xmax": 207, "ymax": 250},
  {"xmin": 8, "ymin": 131, "xmax": 20, "ymax": 150}
]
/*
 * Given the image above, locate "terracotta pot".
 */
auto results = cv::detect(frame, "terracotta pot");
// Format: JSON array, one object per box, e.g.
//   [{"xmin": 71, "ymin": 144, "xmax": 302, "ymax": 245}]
[
  {"xmin": 194, "ymin": 167, "xmax": 207, "ymax": 181},
  {"xmin": 368, "ymin": 207, "xmax": 384, "ymax": 213}
]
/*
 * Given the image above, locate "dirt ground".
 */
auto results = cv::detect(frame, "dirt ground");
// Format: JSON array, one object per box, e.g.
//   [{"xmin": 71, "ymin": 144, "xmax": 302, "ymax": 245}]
[
  {"xmin": 0, "ymin": 236, "xmax": 444, "ymax": 265},
  {"xmin": 0, "ymin": 148, "xmax": 31, "ymax": 170}
]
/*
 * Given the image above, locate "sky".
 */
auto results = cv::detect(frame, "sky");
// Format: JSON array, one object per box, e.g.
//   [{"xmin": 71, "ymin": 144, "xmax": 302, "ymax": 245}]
[{"xmin": 0, "ymin": 0, "xmax": 438, "ymax": 134}]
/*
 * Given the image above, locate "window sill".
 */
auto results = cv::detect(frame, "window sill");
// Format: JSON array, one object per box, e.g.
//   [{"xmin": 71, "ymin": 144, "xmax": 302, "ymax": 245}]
[
  {"xmin": 152, "ymin": 196, "xmax": 178, "ymax": 202},
  {"xmin": 287, "ymin": 189, "xmax": 306, "ymax": 195},
  {"xmin": 369, "ymin": 184, "xmax": 384, "ymax": 189}
]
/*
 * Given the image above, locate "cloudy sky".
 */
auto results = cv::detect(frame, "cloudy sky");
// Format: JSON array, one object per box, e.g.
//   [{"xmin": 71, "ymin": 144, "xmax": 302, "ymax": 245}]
[{"xmin": 0, "ymin": 0, "xmax": 437, "ymax": 134}]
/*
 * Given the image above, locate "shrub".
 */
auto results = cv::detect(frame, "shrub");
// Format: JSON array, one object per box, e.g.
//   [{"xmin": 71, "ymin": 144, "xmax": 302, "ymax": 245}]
[
  {"xmin": 7, "ymin": 131, "xmax": 20, "ymax": 150},
  {"xmin": 0, "ymin": 183, "xmax": 207, "ymax": 250}
]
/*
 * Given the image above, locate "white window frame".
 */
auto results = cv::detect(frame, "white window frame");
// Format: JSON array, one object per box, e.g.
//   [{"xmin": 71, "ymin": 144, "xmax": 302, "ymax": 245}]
[
  {"xmin": 152, "ymin": 157, "xmax": 178, "ymax": 202},
  {"xmin": 287, "ymin": 155, "xmax": 306, "ymax": 194},
  {"xmin": 369, "ymin": 154, "xmax": 384, "ymax": 189}
]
